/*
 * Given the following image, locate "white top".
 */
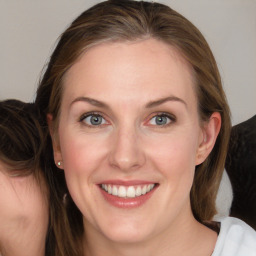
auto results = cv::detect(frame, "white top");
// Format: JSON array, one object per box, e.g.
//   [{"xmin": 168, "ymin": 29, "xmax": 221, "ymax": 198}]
[
  {"xmin": 212, "ymin": 217, "xmax": 256, "ymax": 256},
  {"xmin": 214, "ymin": 170, "xmax": 233, "ymax": 219}
]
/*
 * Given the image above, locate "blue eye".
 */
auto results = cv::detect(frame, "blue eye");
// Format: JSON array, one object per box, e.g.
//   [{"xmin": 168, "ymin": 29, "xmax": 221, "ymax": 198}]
[
  {"xmin": 149, "ymin": 114, "xmax": 173, "ymax": 126},
  {"xmin": 81, "ymin": 114, "xmax": 107, "ymax": 126}
]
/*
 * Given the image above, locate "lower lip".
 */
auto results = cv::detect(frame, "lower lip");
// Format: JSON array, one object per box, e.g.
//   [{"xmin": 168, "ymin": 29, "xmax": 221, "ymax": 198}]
[{"xmin": 99, "ymin": 185, "xmax": 157, "ymax": 209}]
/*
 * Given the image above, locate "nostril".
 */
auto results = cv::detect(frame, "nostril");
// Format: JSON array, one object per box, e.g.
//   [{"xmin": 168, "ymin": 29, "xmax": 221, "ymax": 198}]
[
  {"xmin": 108, "ymin": 149, "xmax": 145, "ymax": 171},
  {"xmin": 108, "ymin": 156, "xmax": 142, "ymax": 171}
]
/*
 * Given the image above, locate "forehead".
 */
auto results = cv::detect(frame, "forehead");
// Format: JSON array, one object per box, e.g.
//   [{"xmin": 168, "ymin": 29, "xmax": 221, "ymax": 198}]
[{"xmin": 62, "ymin": 38, "xmax": 196, "ymax": 107}]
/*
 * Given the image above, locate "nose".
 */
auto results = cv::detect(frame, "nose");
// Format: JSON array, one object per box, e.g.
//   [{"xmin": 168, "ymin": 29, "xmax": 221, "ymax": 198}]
[{"xmin": 108, "ymin": 126, "xmax": 146, "ymax": 172}]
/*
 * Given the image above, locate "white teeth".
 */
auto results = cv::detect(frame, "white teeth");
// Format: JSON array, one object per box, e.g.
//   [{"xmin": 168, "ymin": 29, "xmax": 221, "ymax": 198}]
[
  {"xmin": 101, "ymin": 183, "xmax": 155, "ymax": 198},
  {"xmin": 142, "ymin": 185, "xmax": 147, "ymax": 195},
  {"xmin": 118, "ymin": 186, "xmax": 126, "ymax": 198},
  {"xmin": 112, "ymin": 185, "xmax": 118, "ymax": 196},
  {"xmin": 135, "ymin": 186, "xmax": 142, "ymax": 196},
  {"xmin": 107, "ymin": 184, "xmax": 112, "ymax": 194},
  {"xmin": 127, "ymin": 186, "xmax": 136, "ymax": 198}
]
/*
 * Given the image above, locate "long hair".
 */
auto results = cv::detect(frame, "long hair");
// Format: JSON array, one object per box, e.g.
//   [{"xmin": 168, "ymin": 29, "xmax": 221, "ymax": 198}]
[{"xmin": 35, "ymin": 0, "xmax": 231, "ymax": 254}]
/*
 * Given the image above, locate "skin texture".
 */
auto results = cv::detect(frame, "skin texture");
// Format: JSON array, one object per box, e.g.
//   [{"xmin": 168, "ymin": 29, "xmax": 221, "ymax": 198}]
[
  {"xmin": 51, "ymin": 38, "xmax": 221, "ymax": 256},
  {"xmin": 0, "ymin": 162, "xmax": 48, "ymax": 256}
]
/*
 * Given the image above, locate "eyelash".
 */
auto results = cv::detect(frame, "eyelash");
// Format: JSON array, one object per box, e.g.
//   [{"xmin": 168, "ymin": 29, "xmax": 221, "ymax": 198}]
[
  {"xmin": 79, "ymin": 112, "xmax": 176, "ymax": 128},
  {"xmin": 79, "ymin": 112, "xmax": 108, "ymax": 128},
  {"xmin": 147, "ymin": 112, "xmax": 176, "ymax": 127}
]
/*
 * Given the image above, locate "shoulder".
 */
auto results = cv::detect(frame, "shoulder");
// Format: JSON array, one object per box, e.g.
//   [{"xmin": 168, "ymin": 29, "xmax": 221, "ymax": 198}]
[{"xmin": 212, "ymin": 217, "xmax": 256, "ymax": 256}]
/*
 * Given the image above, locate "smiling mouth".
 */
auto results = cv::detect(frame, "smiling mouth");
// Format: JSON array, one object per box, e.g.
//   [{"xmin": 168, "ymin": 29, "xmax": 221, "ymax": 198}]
[{"xmin": 100, "ymin": 183, "xmax": 157, "ymax": 198}]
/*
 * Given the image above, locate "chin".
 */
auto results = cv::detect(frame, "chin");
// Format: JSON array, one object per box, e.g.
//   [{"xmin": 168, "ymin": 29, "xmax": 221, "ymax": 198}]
[
  {"xmin": 96, "ymin": 218, "xmax": 154, "ymax": 244},
  {"xmin": 105, "ymin": 229, "xmax": 150, "ymax": 244}
]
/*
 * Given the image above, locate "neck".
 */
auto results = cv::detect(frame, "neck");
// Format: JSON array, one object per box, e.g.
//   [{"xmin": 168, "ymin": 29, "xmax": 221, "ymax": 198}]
[{"xmin": 83, "ymin": 209, "xmax": 217, "ymax": 256}]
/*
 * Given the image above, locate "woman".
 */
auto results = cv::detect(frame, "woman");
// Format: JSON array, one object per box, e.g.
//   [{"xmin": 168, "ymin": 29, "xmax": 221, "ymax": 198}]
[
  {"xmin": 0, "ymin": 100, "xmax": 49, "ymax": 256},
  {"xmin": 35, "ymin": 0, "xmax": 256, "ymax": 255}
]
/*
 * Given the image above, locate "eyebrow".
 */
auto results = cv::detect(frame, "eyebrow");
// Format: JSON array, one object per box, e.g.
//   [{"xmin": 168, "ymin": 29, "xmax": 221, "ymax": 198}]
[
  {"xmin": 70, "ymin": 95, "xmax": 187, "ymax": 109},
  {"xmin": 70, "ymin": 97, "xmax": 109, "ymax": 109},
  {"xmin": 145, "ymin": 96, "xmax": 187, "ymax": 109}
]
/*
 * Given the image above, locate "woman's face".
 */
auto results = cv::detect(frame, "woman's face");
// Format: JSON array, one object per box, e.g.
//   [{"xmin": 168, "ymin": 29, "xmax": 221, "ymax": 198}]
[
  {"xmin": 0, "ymin": 162, "xmax": 48, "ymax": 253},
  {"xmin": 54, "ymin": 39, "xmax": 212, "ymax": 243}
]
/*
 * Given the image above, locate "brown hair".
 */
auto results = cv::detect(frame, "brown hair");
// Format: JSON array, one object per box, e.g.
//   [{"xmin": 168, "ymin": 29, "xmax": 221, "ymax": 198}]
[
  {"xmin": 0, "ymin": 99, "xmax": 54, "ymax": 255},
  {"xmin": 0, "ymin": 100, "xmax": 43, "ymax": 178},
  {"xmin": 36, "ymin": 0, "xmax": 231, "ymax": 254}
]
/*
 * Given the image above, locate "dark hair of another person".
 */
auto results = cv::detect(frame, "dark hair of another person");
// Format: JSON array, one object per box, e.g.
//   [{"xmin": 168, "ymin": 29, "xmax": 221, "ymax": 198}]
[
  {"xmin": 35, "ymin": 1, "xmax": 231, "ymax": 255},
  {"xmin": 0, "ymin": 99, "xmax": 55, "ymax": 256},
  {"xmin": 225, "ymin": 115, "xmax": 256, "ymax": 230},
  {"xmin": 0, "ymin": 100, "xmax": 43, "ymax": 177}
]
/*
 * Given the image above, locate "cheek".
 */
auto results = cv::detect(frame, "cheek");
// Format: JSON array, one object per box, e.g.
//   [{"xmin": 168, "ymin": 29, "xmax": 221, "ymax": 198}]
[
  {"xmin": 147, "ymin": 130, "xmax": 199, "ymax": 171},
  {"xmin": 60, "ymin": 133, "xmax": 107, "ymax": 175},
  {"xmin": 0, "ymin": 180, "xmax": 20, "ymax": 221},
  {"xmin": 24, "ymin": 179, "xmax": 49, "ymax": 231},
  {"xmin": 58, "ymin": 129, "xmax": 110, "ymax": 203},
  {"xmin": 0, "ymin": 175, "xmax": 48, "ymax": 224},
  {"xmin": 58, "ymin": 130, "xmax": 112, "ymax": 219}
]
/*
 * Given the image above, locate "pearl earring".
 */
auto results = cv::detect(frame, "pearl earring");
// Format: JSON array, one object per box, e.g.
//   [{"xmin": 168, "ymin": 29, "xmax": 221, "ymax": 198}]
[{"xmin": 57, "ymin": 161, "xmax": 61, "ymax": 166}]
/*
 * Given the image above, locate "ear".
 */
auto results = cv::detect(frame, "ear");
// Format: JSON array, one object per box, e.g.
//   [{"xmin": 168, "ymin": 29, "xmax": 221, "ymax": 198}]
[
  {"xmin": 47, "ymin": 114, "xmax": 63, "ymax": 169},
  {"xmin": 196, "ymin": 112, "xmax": 221, "ymax": 165}
]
